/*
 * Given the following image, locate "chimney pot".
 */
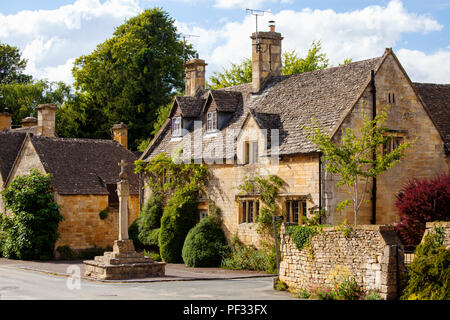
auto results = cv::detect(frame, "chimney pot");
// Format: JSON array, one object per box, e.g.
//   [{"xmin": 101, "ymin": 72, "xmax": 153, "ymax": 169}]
[
  {"xmin": 269, "ymin": 20, "xmax": 276, "ymax": 32},
  {"xmin": 0, "ymin": 112, "xmax": 12, "ymax": 131},
  {"xmin": 112, "ymin": 123, "xmax": 128, "ymax": 149}
]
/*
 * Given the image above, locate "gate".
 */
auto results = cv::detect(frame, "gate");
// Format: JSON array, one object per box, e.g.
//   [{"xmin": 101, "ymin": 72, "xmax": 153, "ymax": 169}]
[{"xmin": 396, "ymin": 245, "xmax": 416, "ymax": 298}]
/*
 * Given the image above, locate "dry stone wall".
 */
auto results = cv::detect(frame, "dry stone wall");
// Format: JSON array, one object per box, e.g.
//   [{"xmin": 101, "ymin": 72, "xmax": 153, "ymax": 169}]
[
  {"xmin": 422, "ymin": 221, "xmax": 450, "ymax": 248},
  {"xmin": 279, "ymin": 224, "xmax": 402, "ymax": 300}
]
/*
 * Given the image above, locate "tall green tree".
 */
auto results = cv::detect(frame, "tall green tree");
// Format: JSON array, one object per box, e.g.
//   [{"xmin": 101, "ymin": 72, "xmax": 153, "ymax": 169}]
[
  {"xmin": 308, "ymin": 106, "xmax": 412, "ymax": 225},
  {"xmin": 208, "ymin": 41, "xmax": 340, "ymax": 90},
  {"xmin": 0, "ymin": 80, "xmax": 73, "ymax": 127},
  {"xmin": 0, "ymin": 43, "xmax": 32, "ymax": 85},
  {"xmin": 72, "ymin": 8, "xmax": 194, "ymax": 150}
]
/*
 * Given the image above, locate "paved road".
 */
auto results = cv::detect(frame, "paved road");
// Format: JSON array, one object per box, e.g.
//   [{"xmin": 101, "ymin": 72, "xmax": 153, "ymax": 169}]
[{"xmin": 0, "ymin": 266, "xmax": 295, "ymax": 300}]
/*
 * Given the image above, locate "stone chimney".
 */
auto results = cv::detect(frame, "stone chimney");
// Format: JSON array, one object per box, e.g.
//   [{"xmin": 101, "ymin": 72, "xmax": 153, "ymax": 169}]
[
  {"xmin": 37, "ymin": 104, "xmax": 57, "ymax": 137},
  {"xmin": 185, "ymin": 55, "xmax": 207, "ymax": 96},
  {"xmin": 251, "ymin": 21, "xmax": 283, "ymax": 93},
  {"xmin": 21, "ymin": 114, "xmax": 38, "ymax": 128},
  {"xmin": 0, "ymin": 112, "xmax": 12, "ymax": 131},
  {"xmin": 112, "ymin": 123, "xmax": 128, "ymax": 149}
]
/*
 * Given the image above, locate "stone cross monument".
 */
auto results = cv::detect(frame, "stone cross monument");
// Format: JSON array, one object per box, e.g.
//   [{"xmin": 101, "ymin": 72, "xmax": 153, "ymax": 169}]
[
  {"xmin": 83, "ymin": 159, "xmax": 166, "ymax": 280},
  {"xmin": 117, "ymin": 160, "xmax": 129, "ymax": 241}
]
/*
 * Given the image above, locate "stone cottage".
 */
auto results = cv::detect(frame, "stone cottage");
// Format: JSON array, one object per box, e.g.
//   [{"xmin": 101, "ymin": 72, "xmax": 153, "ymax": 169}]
[
  {"xmin": 139, "ymin": 25, "xmax": 450, "ymax": 246},
  {"xmin": 0, "ymin": 105, "xmax": 140, "ymax": 251}
]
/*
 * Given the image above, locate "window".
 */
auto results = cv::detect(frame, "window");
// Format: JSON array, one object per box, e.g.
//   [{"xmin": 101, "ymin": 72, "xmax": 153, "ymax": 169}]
[
  {"xmin": 383, "ymin": 136, "xmax": 404, "ymax": 155},
  {"xmin": 206, "ymin": 111, "xmax": 217, "ymax": 132},
  {"xmin": 387, "ymin": 92, "xmax": 396, "ymax": 105},
  {"xmin": 244, "ymin": 141, "xmax": 258, "ymax": 164},
  {"xmin": 107, "ymin": 184, "xmax": 119, "ymax": 209},
  {"xmin": 240, "ymin": 199, "xmax": 259, "ymax": 223},
  {"xmin": 285, "ymin": 200, "xmax": 307, "ymax": 224},
  {"xmin": 172, "ymin": 117, "xmax": 182, "ymax": 136}
]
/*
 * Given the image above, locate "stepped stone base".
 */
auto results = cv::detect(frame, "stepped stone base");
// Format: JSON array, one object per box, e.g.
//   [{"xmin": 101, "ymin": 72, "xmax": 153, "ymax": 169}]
[{"xmin": 84, "ymin": 240, "xmax": 165, "ymax": 280}]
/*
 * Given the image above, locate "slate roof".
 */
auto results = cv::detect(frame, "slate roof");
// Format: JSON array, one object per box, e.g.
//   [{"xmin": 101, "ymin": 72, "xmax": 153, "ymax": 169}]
[
  {"xmin": 28, "ymin": 135, "xmax": 139, "ymax": 195},
  {"xmin": 412, "ymin": 82, "xmax": 450, "ymax": 152},
  {"xmin": 208, "ymin": 90, "xmax": 242, "ymax": 113},
  {"xmin": 0, "ymin": 131, "xmax": 26, "ymax": 182},
  {"xmin": 142, "ymin": 55, "xmax": 384, "ymax": 161},
  {"xmin": 174, "ymin": 96, "xmax": 205, "ymax": 118}
]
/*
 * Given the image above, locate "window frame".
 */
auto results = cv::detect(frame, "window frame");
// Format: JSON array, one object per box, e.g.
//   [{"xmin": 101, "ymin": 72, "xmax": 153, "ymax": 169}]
[
  {"xmin": 206, "ymin": 111, "xmax": 218, "ymax": 132},
  {"xmin": 172, "ymin": 116, "xmax": 182, "ymax": 137},
  {"xmin": 239, "ymin": 198, "xmax": 260, "ymax": 224},
  {"xmin": 285, "ymin": 199, "xmax": 307, "ymax": 225}
]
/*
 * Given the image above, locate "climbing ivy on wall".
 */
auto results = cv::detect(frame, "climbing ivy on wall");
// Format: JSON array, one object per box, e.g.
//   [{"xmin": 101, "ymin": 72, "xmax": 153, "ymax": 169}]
[{"xmin": 134, "ymin": 153, "xmax": 209, "ymax": 263}]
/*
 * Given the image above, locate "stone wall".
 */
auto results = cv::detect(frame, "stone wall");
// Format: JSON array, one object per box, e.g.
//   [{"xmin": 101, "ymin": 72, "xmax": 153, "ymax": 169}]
[
  {"xmin": 422, "ymin": 221, "xmax": 450, "ymax": 248},
  {"xmin": 55, "ymin": 194, "xmax": 140, "ymax": 251},
  {"xmin": 279, "ymin": 224, "xmax": 402, "ymax": 300}
]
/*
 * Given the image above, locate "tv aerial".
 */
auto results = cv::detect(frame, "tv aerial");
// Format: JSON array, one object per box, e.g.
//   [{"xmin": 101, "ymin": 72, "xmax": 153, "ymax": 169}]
[
  {"xmin": 181, "ymin": 34, "xmax": 200, "ymax": 61},
  {"xmin": 246, "ymin": 8, "xmax": 272, "ymax": 51}
]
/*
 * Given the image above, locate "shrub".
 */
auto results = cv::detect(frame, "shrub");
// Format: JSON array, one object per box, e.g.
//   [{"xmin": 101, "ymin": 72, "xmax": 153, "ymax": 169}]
[
  {"xmin": 56, "ymin": 245, "xmax": 77, "ymax": 260},
  {"xmin": 99, "ymin": 208, "xmax": 108, "ymax": 220},
  {"xmin": 274, "ymin": 278, "xmax": 288, "ymax": 291},
  {"xmin": 395, "ymin": 174, "xmax": 450, "ymax": 246},
  {"xmin": 134, "ymin": 194, "xmax": 164, "ymax": 251},
  {"xmin": 286, "ymin": 225, "xmax": 319, "ymax": 251},
  {"xmin": 1, "ymin": 170, "xmax": 63, "ymax": 260},
  {"xmin": 182, "ymin": 215, "xmax": 228, "ymax": 267},
  {"xmin": 221, "ymin": 237, "xmax": 274, "ymax": 273},
  {"xmin": 401, "ymin": 227, "xmax": 450, "ymax": 300},
  {"xmin": 144, "ymin": 250, "xmax": 161, "ymax": 261},
  {"xmin": 158, "ymin": 189, "xmax": 198, "ymax": 263},
  {"xmin": 364, "ymin": 291, "xmax": 383, "ymax": 300},
  {"xmin": 139, "ymin": 228, "xmax": 160, "ymax": 249},
  {"xmin": 128, "ymin": 218, "xmax": 145, "ymax": 250}
]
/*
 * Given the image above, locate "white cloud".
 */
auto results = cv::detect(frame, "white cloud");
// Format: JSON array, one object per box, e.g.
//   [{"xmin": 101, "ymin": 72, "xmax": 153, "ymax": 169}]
[
  {"xmin": 214, "ymin": 0, "xmax": 278, "ymax": 9},
  {"xmin": 181, "ymin": 0, "xmax": 447, "ymax": 82},
  {"xmin": 0, "ymin": 0, "xmax": 141, "ymax": 83},
  {"xmin": 397, "ymin": 49, "xmax": 450, "ymax": 84}
]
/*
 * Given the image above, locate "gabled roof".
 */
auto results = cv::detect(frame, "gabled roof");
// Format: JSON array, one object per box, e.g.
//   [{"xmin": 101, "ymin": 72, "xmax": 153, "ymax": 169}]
[
  {"xmin": 412, "ymin": 82, "xmax": 450, "ymax": 152},
  {"xmin": 207, "ymin": 90, "xmax": 241, "ymax": 113},
  {"xmin": 0, "ymin": 131, "xmax": 26, "ymax": 182},
  {"xmin": 172, "ymin": 96, "xmax": 205, "ymax": 118},
  {"xmin": 141, "ymin": 54, "xmax": 384, "ymax": 161},
  {"xmin": 8, "ymin": 135, "xmax": 140, "ymax": 195}
]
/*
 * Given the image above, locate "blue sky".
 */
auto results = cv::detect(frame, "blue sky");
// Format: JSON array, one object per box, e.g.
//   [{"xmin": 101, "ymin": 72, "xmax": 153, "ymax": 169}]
[{"xmin": 1, "ymin": 0, "xmax": 449, "ymax": 84}]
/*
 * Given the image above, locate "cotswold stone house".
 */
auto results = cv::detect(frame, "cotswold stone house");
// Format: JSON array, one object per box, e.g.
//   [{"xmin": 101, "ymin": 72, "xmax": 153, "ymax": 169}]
[
  {"xmin": 0, "ymin": 105, "xmax": 140, "ymax": 250},
  {"xmin": 140, "ymin": 25, "xmax": 450, "ymax": 246}
]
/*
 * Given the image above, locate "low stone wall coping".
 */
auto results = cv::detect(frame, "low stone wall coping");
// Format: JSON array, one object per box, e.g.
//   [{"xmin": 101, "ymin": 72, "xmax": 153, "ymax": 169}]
[
  {"xmin": 425, "ymin": 221, "xmax": 450, "ymax": 228},
  {"xmin": 283, "ymin": 223, "xmax": 395, "ymax": 232}
]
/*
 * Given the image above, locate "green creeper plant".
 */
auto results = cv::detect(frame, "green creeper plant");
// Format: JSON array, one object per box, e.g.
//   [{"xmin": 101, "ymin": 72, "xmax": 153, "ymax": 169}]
[
  {"xmin": 1, "ymin": 169, "xmax": 63, "ymax": 260},
  {"xmin": 308, "ymin": 106, "xmax": 413, "ymax": 225}
]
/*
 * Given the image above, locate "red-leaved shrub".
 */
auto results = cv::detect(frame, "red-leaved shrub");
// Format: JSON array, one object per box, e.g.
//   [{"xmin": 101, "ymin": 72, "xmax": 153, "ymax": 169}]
[{"xmin": 395, "ymin": 173, "xmax": 450, "ymax": 246}]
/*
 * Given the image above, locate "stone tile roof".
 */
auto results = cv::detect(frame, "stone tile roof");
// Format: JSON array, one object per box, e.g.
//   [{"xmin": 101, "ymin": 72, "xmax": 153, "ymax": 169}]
[
  {"xmin": 29, "ymin": 135, "xmax": 140, "ymax": 195},
  {"xmin": 0, "ymin": 131, "xmax": 26, "ymax": 182},
  {"xmin": 141, "ymin": 56, "xmax": 385, "ymax": 161},
  {"xmin": 174, "ymin": 96, "xmax": 205, "ymax": 118},
  {"xmin": 413, "ymin": 82, "xmax": 450, "ymax": 152},
  {"xmin": 11, "ymin": 126, "xmax": 38, "ymax": 134},
  {"xmin": 209, "ymin": 90, "xmax": 242, "ymax": 112}
]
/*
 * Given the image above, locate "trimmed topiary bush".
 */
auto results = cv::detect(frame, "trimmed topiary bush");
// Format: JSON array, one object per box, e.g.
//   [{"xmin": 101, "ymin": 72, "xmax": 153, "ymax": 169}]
[
  {"xmin": 135, "ymin": 194, "xmax": 164, "ymax": 251},
  {"xmin": 159, "ymin": 189, "xmax": 198, "ymax": 263},
  {"xmin": 128, "ymin": 218, "xmax": 144, "ymax": 250},
  {"xmin": 1, "ymin": 170, "xmax": 63, "ymax": 260},
  {"xmin": 182, "ymin": 214, "xmax": 228, "ymax": 267},
  {"xmin": 395, "ymin": 174, "xmax": 450, "ymax": 246},
  {"xmin": 401, "ymin": 227, "xmax": 450, "ymax": 300}
]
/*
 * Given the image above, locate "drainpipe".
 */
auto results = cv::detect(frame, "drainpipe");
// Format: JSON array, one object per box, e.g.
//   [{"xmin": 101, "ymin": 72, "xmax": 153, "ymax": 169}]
[
  {"xmin": 370, "ymin": 70, "xmax": 377, "ymax": 225},
  {"xmin": 318, "ymin": 152, "xmax": 322, "ymax": 211}
]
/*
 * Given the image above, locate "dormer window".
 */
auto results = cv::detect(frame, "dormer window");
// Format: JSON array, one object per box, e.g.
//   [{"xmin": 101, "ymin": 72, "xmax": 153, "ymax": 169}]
[
  {"xmin": 206, "ymin": 111, "xmax": 217, "ymax": 132},
  {"xmin": 172, "ymin": 117, "xmax": 182, "ymax": 136}
]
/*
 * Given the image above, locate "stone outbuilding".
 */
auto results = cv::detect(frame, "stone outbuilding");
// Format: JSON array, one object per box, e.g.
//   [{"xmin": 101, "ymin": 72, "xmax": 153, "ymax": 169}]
[
  {"xmin": 140, "ymin": 25, "xmax": 450, "ymax": 246},
  {"xmin": 0, "ymin": 105, "xmax": 140, "ymax": 251}
]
